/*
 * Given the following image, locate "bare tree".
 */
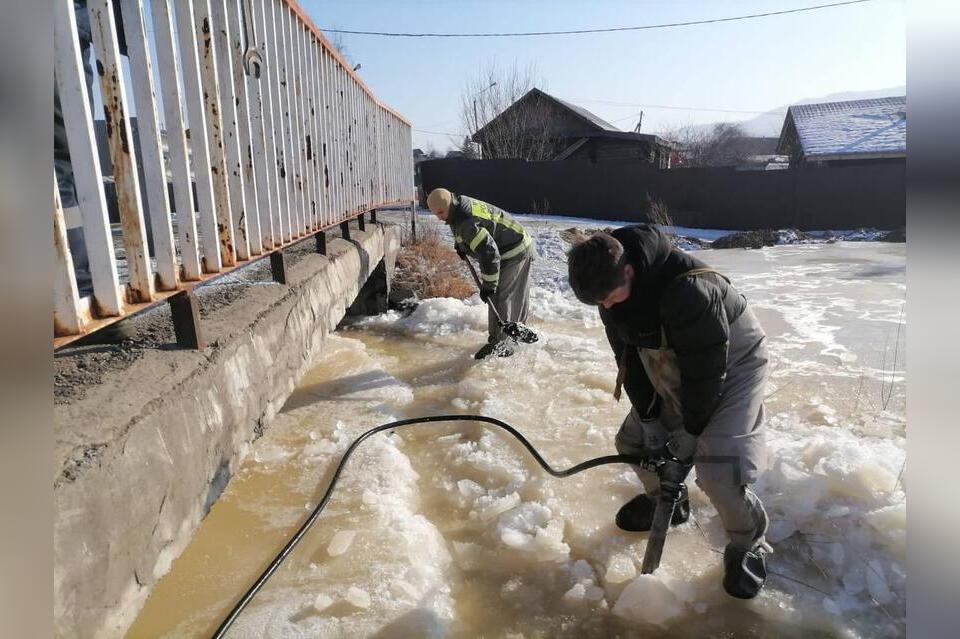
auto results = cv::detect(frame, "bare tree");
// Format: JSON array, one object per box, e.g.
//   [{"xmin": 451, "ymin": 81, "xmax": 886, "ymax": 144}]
[
  {"xmin": 660, "ymin": 122, "xmax": 753, "ymax": 167},
  {"xmin": 457, "ymin": 136, "xmax": 479, "ymax": 159},
  {"xmin": 422, "ymin": 143, "xmax": 442, "ymax": 160},
  {"xmin": 459, "ymin": 62, "xmax": 555, "ymax": 161},
  {"xmin": 324, "ymin": 29, "xmax": 352, "ymax": 66}
]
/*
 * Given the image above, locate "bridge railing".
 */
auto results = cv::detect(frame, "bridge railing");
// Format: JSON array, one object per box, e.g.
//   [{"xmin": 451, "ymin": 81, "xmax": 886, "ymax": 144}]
[{"xmin": 54, "ymin": 0, "xmax": 414, "ymax": 346}]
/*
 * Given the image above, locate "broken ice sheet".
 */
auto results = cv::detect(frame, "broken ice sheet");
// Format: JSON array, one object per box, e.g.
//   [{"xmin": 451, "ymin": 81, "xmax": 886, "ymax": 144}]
[{"xmin": 327, "ymin": 530, "xmax": 357, "ymax": 557}]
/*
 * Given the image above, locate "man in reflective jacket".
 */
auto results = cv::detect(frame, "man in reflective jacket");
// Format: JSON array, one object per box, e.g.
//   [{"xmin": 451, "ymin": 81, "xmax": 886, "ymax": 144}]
[{"xmin": 427, "ymin": 188, "xmax": 534, "ymax": 359}]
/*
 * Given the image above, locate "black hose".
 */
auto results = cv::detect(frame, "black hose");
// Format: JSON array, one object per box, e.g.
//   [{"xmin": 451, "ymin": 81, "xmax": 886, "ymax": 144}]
[{"xmin": 212, "ymin": 414, "xmax": 645, "ymax": 638}]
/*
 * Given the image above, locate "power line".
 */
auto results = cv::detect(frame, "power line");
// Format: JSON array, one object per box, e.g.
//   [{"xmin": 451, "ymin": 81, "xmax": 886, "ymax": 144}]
[
  {"xmin": 414, "ymin": 128, "xmax": 461, "ymax": 136},
  {"xmin": 568, "ymin": 98, "xmax": 780, "ymax": 116},
  {"xmin": 321, "ymin": 0, "xmax": 876, "ymax": 38},
  {"xmin": 609, "ymin": 113, "xmax": 644, "ymax": 124}
]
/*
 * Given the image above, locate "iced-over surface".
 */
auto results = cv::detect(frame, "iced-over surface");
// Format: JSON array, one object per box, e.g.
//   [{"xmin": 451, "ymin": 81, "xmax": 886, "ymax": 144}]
[{"xmin": 128, "ymin": 220, "xmax": 905, "ymax": 638}]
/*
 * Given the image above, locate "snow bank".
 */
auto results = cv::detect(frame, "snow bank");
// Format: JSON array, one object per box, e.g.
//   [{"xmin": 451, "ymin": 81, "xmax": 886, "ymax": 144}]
[{"xmin": 357, "ymin": 296, "xmax": 488, "ymax": 337}]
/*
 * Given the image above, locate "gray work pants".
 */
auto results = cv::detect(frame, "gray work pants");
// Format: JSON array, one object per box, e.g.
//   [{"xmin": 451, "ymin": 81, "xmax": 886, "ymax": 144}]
[
  {"xmin": 614, "ymin": 306, "xmax": 770, "ymax": 551},
  {"xmin": 487, "ymin": 249, "xmax": 534, "ymax": 343}
]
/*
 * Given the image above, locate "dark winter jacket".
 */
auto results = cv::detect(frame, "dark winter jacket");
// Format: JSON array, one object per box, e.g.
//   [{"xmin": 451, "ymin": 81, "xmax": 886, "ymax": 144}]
[
  {"xmin": 600, "ymin": 225, "xmax": 748, "ymax": 436},
  {"xmin": 446, "ymin": 195, "xmax": 532, "ymax": 290}
]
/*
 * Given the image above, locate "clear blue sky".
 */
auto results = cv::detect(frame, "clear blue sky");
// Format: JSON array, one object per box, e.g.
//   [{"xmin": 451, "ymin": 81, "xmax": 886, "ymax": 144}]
[{"xmin": 306, "ymin": 0, "xmax": 905, "ymax": 151}]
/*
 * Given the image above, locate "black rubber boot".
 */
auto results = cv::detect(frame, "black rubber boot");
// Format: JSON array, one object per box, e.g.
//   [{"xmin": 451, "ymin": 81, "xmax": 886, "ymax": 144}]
[
  {"xmin": 474, "ymin": 340, "xmax": 515, "ymax": 360},
  {"xmin": 722, "ymin": 543, "xmax": 769, "ymax": 599},
  {"xmin": 615, "ymin": 484, "xmax": 690, "ymax": 532},
  {"xmin": 723, "ymin": 503, "xmax": 771, "ymax": 599}
]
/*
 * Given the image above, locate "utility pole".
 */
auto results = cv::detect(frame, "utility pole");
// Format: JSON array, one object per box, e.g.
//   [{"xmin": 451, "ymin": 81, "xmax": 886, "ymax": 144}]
[{"xmin": 634, "ymin": 110, "xmax": 644, "ymax": 133}]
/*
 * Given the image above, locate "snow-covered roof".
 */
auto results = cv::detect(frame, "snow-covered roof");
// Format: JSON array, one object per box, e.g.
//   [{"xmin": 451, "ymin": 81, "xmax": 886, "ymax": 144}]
[{"xmin": 783, "ymin": 96, "xmax": 906, "ymax": 160}]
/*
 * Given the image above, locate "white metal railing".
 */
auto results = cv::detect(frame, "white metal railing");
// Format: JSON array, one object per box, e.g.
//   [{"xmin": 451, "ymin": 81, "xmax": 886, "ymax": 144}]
[{"xmin": 53, "ymin": 0, "xmax": 414, "ymax": 344}]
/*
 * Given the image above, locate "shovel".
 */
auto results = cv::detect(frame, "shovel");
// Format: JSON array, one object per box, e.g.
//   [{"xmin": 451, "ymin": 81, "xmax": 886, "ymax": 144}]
[{"xmin": 461, "ymin": 254, "xmax": 539, "ymax": 344}]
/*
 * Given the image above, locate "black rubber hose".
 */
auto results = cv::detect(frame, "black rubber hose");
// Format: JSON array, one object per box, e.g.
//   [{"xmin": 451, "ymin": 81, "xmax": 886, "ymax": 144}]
[{"xmin": 211, "ymin": 414, "xmax": 645, "ymax": 638}]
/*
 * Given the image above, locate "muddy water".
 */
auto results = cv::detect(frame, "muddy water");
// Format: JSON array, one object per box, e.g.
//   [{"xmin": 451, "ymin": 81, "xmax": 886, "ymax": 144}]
[{"xmin": 127, "ymin": 235, "xmax": 905, "ymax": 638}]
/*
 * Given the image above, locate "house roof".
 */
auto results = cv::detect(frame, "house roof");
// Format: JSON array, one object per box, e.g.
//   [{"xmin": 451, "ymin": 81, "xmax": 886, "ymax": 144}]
[
  {"xmin": 473, "ymin": 88, "xmax": 676, "ymax": 148},
  {"xmin": 779, "ymin": 96, "xmax": 906, "ymax": 160},
  {"xmin": 547, "ymin": 93, "xmax": 621, "ymax": 132},
  {"xmin": 473, "ymin": 88, "xmax": 620, "ymax": 140}
]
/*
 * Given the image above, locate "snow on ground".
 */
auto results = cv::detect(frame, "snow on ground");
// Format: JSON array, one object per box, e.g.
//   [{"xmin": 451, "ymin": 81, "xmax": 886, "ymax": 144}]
[
  {"xmin": 512, "ymin": 213, "xmax": 737, "ymax": 243},
  {"xmin": 130, "ymin": 215, "xmax": 906, "ymax": 638}
]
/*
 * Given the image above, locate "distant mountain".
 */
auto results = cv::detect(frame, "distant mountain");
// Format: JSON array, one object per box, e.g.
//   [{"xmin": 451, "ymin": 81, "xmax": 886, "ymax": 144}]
[
  {"xmin": 673, "ymin": 86, "xmax": 907, "ymax": 138},
  {"xmin": 739, "ymin": 85, "xmax": 906, "ymax": 136}
]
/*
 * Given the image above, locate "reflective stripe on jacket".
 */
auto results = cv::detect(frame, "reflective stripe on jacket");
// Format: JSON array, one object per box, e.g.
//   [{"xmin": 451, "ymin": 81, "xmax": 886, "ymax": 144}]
[{"xmin": 448, "ymin": 195, "xmax": 531, "ymax": 287}]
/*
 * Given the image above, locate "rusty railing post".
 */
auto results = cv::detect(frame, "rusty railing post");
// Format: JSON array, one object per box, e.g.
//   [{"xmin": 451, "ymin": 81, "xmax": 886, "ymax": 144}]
[
  {"xmin": 340, "ymin": 220, "xmax": 351, "ymax": 241},
  {"xmin": 270, "ymin": 250, "xmax": 288, "ymax": 284},
  {"xmin": 358, "ymin": 212, "xmax": 366, "ymax": 232},
  {"xmin": 315, "ymin": 230, "xmax": 326, "ymax": 255},
  {"xmin": 168, "ymin": 290, "xmax": 205, "ymax": 350}
]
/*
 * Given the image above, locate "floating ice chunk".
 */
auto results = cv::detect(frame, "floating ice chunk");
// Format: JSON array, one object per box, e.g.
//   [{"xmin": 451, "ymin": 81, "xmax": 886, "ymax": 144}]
[
  {"xmin": 604, "ymin": 552, "xmax": 637, "ymax": 584},
  {"xmin": 302, "ymin": 439, "xmax": 338, "ymax": 459},
  {"xmin": 866, "ymin": 560, "xmax": 894, "ymax": 605},
  {"xmin": 253, "ymin": 445, "xmax": 291, "ymax": 464},
  {"xmin": 500, "ymin": 577, "xmax": 539, "ymax": 605},
  {"xmin": 451, "ymin": 397, "xmax": 471, "ymax": 410},
  {"xmin": 327, "ymin": 530, "xmax": 357, "ymax": 557},
  {"xmin": 498, "ymin": 502, "xmax": 552, "ymax": 533},
  {"xmin": 864, "ymin": 502, "xmax": 906, "ymax": 554},
  {"xmin": 584, "ymin": 584, "xmax": 606, "ymax": 602},
  {"xmin": 562, "ymin": 583, "xmax": 587, "ymax": 605},
  {"xmin": 570, "ymin": 559, "xmax": 596, "ymax": 584},
  {"xmin": 613, "ymin": 574, "xmax": 686, "ymax": 626},
  {"xmin": 313, "ymin": 593, "xmax": 334, "ymax": 613},
  {"xmin": 497, "ymin": 503, "xmax": 570, "ymax": 561},
  {"xmin": 457, "ymin": 479, "xmax": 484, "ymax": 500},
  {"xmin": 344, "ymin": 586, "xmax": 371, "ymax": 609},
  {"xmin": 563, "ymin": 581, "xmax": 603, "ymax": 605},
  {"xmin": 816, "ymin": 446, "xmax": 898, "ymax": 505},
  {"xmin": 473, "ymin": 492, "xmax": 521, "ymax": 522}
]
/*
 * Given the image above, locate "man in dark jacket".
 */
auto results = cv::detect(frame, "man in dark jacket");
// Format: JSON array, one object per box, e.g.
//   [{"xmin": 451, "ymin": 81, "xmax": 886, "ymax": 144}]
[
  {"xmin": 427, "ymin": 188, "xmax": 534, "ymax": 359},
  {"xmin": 567, "ymin": 225, "xmax": 772, "ymax": 599}
]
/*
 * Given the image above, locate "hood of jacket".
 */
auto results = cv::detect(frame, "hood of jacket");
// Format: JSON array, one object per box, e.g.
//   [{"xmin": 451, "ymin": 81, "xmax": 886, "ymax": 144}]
[{"xmin": 600, "ymin": 224, "xmax": 708, "ymax": 347}]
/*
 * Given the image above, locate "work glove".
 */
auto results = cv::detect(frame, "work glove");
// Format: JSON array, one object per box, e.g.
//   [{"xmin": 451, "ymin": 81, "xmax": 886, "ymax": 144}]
[
  {"xmin": 455, "ymin": 245, "xmax": 467, "ymax": 261},
  {"xmin": 666, "ymin": 429, "xmax": 698, "ymax": 464},
  {"xmin": 657, "ymin": 457, "xmax": 693, "ymax": 496},
  {"xmin": 479, "ymin": 285, "xmax": 495, "ymax": 304}
]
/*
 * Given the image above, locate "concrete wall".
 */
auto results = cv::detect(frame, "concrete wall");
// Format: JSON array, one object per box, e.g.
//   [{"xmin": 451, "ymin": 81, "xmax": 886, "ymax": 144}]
[{"xmin": 53, "ymin": 225, "xmax": 401, "ymax": 638}]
